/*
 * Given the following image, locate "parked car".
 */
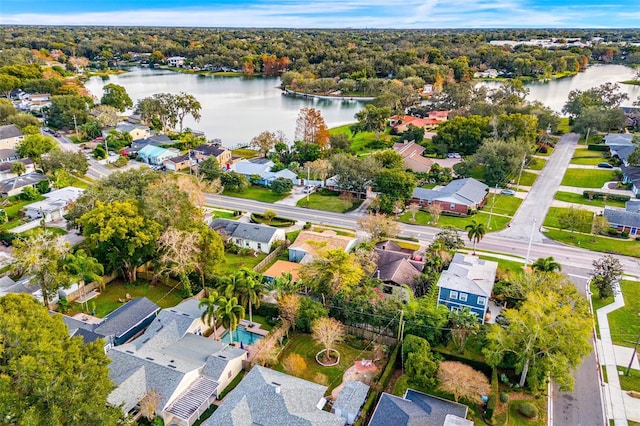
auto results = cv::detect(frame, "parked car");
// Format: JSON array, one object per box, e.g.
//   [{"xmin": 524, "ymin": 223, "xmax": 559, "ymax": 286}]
[
  {"xmin": 303, "ymin": 185, "xmax": 316, "ymax": 194},
  {"xmin": 597, "ymin": 162, "xmax": 613, "ymax": 169},
  {"xmin": 54, "ymin": 132, "xmax": 61, "ymax": 137},
  {"xmin": 500, "ymin": 189, "xmax": 516, "ymax": 196},
  {"xmin": 495, "ymin": 314, "xmax": 509, "ymax": 327}
]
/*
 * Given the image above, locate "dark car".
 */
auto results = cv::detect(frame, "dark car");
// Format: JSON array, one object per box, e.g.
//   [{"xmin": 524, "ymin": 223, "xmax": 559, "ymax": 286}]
[
  {"xmin": 597, "ymin": 162, "xmax": 613, "ymax": 169},
  {"xmin": 54, "ymin": 132, "xmax": 62, "ymax": 137},
  {"xmin": 495, "ymin": 314, "xmax": 509, "ymax": 327}
]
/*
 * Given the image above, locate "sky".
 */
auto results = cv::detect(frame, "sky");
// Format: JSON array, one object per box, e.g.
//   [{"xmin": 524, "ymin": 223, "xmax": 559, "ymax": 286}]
[{"xmin": 1, "ymin": 0, "xmax": 639, "ymax": 28}]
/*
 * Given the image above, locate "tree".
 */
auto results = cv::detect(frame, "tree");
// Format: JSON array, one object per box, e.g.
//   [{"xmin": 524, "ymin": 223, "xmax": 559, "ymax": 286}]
[
  {"xmin": 64, "ymin": 249, "xmax": 104, "ymax": 313},
  {"xmin": 592, "ymin": 215, "xmax": 610, "ymax": 240},
  {"xmin": 296, "ymin": 297, "xmax": 328, "ymax": 333},
  {"xmin": 357, "ymin": 213, "xmax": 400, "ymax": 241},
  {"xmin": 219, "ymin": 296, "xmax": 245, "ymax": 344},
  {"xmin": 403, "ymin": 335, "xmax": 439, "ymax": 389},
  {"xmin": 431, "ymin": 115, "xmax": 492, "ymax": 155},
  {"xmin": 407, "ymin": 203, "xmax": 420, "ymax": 222},
  {"xmin": 0, "ymin": 74, "xmax": 21, "ymax": 99},
  {"xmin": 78, "ymin": 200, "xmax": 162, "ymax": 283},
  {"xmin": 557, "ymin": 207, "xmax": 592, "ymax": 237},
  {"xmin": 279, "ymin": 294, "xmax": 301, "ymax": 333},
  {"xmin": 449, "ymin": 307, "xmax": 480, "ymax": 351},
  {"xmin": 592, "ymin": 255, "xmax": 624, "ymax": 299},
  {"xmin": 295, "ymin": 107, "xmax": 330, "ymax": 147},
  {"xmin": 485, "ymin": 272, "xmax": 592, "ymax": 390},
  {"xmin": 157, "ymin": 227, "xmax": 201, "ymax": 297},
  {"xmin": 41, "ymin": 150, "xmax": 89, "ymax": 176},
  {"xmin": 0, "ymin": 293, "xmax": 123, "ymax": 425},
  {"xmin": 139, "ymin": 389, "xmax": 161, "ymax": 422},
  {"xmin": 174, "ymin": 92, "xmax": 202, "ymax": 133},
  {"xmin": 329, "ymin": 153, "xmax": 380, "ymax": 198},
  {"xmin": 305, "ymin": 158, "xmax": 331, "ymax": 185},
  {"xmin": 301, "ymin": 249, "xmax": 365, "ymax": 299},
  {"xmin": 438, "ymin": 361, "xmax": 491, "ymax": 403},
  {"xmin": 199, "ymin": 289, "xmax": 226, "ymax": 340},
  {"xmin": 251, "ymin": 130, "xmax": 281, "ymax": 157},
  {"xmin": 199, "ymin": 156, "xmax": 223, "ymax": 180},
  {"xmin": 47, "ymin": 94, "xmax": 92, "ymax": 130},
  {"xmin": 270, "ymin": 177, "xmax": 293, "ymax": 194},
  {"xmin": 374, "ymin": 169, "xmax": 416, "ymax": 201},
  {"xmin": 312, "ymin": 317, "xmax": 344, "ymax": 362},
  {"xmin": 221, "ymin": 171, "xmax": 249, "ymax": 192},
  {"xmin": 10, "ymin": 161, "xmax": 26, "ymax": 177},
  {"xmin": 16, "ymin": 134, "xmax": 56, "ymax": 164},
  {"xmin": 371, "ymin": 149, "xmax": 404, "ymax": 170},
  {"xmin": 100, "ymin": 83, "xmax": 132, "ymax": 112},
  {"xmin": 353, "ymin": 104, "xmax": 391, "ymax": 140},
  {"xmin": 90, "ymin": 104, "xmax": 119, "ymax": 128},
  {"xmin": 531, "ymin": 256, "xmax": 561, "ymax": 272},
  {"xmin": 467, "ymin": 139, "xmax": 529, "ymax": 187},
  {"xmin": 11, "ymin": 230, "xmax": 71, "ymax": 308},
  {"xmin": 433, "ymin": 227, "xmax": 465, "ymax": 251},
  {"xmin": 425, "ymin": 203, "xmax": 443, "ymax": 224},
  {"xmin": 465, "ymin": 220, "xmax": 486, "ymax": 255}
]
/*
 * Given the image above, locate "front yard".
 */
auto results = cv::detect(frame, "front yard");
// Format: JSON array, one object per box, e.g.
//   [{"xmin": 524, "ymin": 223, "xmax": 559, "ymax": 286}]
[
  {"xmin": 554, "ymin": 191, "xmax": 626, "ymax": 209},
  {"xmin": 398, "ymin": 206, "xmax": 513, "ymax": 232},
  {"xmin": 0, "ymin": 194, "xmax": 46, "ymax": 230},
  {"xmin": 608, "ymin": 281, "xmax": 640, "ymax": 348},
  {"xmin": 543, "ymin": 207, "xmax": 593, "ymax": 234},
  {"xmin": 223, "ymin": 185, "xmax": 288, "ymax": 203},
  {"xmin": 561, "ymin": 169, "xmax": 617, "ymax": 188},
  {"xmin": 542, "ymin": 228, "xmax": 640, "ymax": 257},
  {"xmin": 296, "ymin": 190, "xmax": 363, "ymax": 213},
  {"xmin": 570, "ymin": 148, "xmax": 608, "ymax": 165}
]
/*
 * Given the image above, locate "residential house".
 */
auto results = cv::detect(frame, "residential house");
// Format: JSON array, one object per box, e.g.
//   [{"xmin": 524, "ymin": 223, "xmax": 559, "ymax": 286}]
[
  {"xmin": 427, "ymin": 110, "xmax": 449, "ymax": 122},
  {"xmin": 0, "ymin": 149, "xmax": 20, "ymax": 164},
  {"xmin": 621, "ymin": 166, "xmax": 640, "ymax": 197},
  {"xmin": 604, "ymin": 133, "xmax": 635, "ymax": 166},
  {"xmin": 389, "ymin": 115, "xmax": 442, "ymax": 132},
  {"xmin": 126, "ymin": 134, "xmax": 173, "ymax": 155},
  {"xmin": 167, "ymin": 56, "xmax": 186, "ymax": 67},
  {"xmin": 412, "ymin": 178, "xmax": 489, "ymax": 215},
  {"xmin": 288, "ymin": 229, "xmax": 357, "ymax": 263},
  {"xmin": 107, "ymin": 299, "xmax": 247, "ymax": 425},
  {"xmin": 231, "ymin": 158, "xmax": 298, "ymax": 186},
  {"xmin": 369, "ymin": 389, "xmax": 471, "ymax": 426},
  {"xmin": 333, "ymin": 380, "xmax": 370, "ymax": 425},
  {"xmin": 603, "ymin": 205, "xmax": 640, "ymax": 236},
  {"xmin": 103, "ymin": 123, "xmax": 151, "ymax": 141},
  {"xmin": 164, "ymin": 152, "xmax": 195, "ymax": 171},
  {"xmin": 263, "ymin": 260, "xmax": 301, "ymax": 283},
  {"xmin": 436, "ymin": 253, "xmax": 498, "ymax": 324},
  {"xmin": 211, "ymin": 218, "xmax": 285, "ymax": 254},
  {"xmin": 23, "ymin": 186, "xmax": 84, "ymax": 222},
  {"xmin": 0, "ymin": 172, "xmax": 47, "ymax": 197},
  {"xmin": 0, "ymin": 158, "xmax": 34, "ymax": 179},
  {"xmin": 474, "ymin": 69, "xmax": 499, "ymax": 78},
  {"xmin": 0, "ymin": 124, "xmax": 24, "ymax": 150},
  {"xmin": 203, "ymin": 365, "xmax": 344, "ymax": 426},
  {"xmin": 193, "ymin": 143, "xmax": 233, "ymax": 169},
  {"xmin": 94, "ymin": 297, "xmax": 160, "ymax": 346},
  {"xmin": 0, "ymin": 276, "xmax": 38, "ymax": 298},
  {"xmin": 373, "ymin": 240, "xmax": 425, "ymax": 301},
  {"xmin": 137, "ymin": 145, "xmax": 180, "ymax": 165},
  {"xmin": 392, "ymin": 140, "xmax": 434, "ymax": 173},
  {"xmin": 324, "ymin": 175, "xmax": 374, "ymax": 199}
]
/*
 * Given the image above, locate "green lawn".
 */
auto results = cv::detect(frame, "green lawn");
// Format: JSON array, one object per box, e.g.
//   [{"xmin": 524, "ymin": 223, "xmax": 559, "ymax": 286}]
[
  {"xmin": 557, "ymin": 117, "xmax": 571, "ymax": 134},
  {"xmin": 216, "ymin": 251, "xmax": 267, "ymax": 275},
  {"xmin": 527, "ymin": 158, "xmax": 547, "ymax": 170},
  {"xmin": 542, "ymin": 229, "xmax": 640, "ymax": 257},
  {"xmin": 543, "ymin": 207, "xmax": 593, "ymax": 234},
  {"xmin": 608, "ymin": 281, "xmax": 640, "ymax": 348},
  {"xmin": 506, "ymin": 399, "xmax": 547, "ymax": 426},
  {"xmin": 21, "ymin": 226, "xmax": 68, "ymax": 237},
  {"xmin": 579, "ymin": 134, "xmax": 605, "ymax": 145},
  {"xmin": 479, "ymin": 255, "xmax": 524, "ymax": 276},
  {"xmin": 231, "ymin": 148, "xmax": 259, "ymax": 159},
  {"xmin": 561, "ymin": 169, "xmax": 616, "ymax": 188},
  {"xmin": 618, "ymin": 367, "xmax": 640, "ymax": 392},
  {"xmin": 554, "ymin": 191, "xmax": 626, "ymax": 209},
  {"xmin": 249, "ymin": 315, "xmax": 273, "ymax": 332},
  {"xmin": 0, "ymin": 194, "xmax": 47, "ymax": 230},
  {"xmin": 296, "ymin": 191, "xmax": 362, "ymax": 213},
  {"xmin": 517, "ymin": 171, "xmax": 538, "ymax": 187},
  {"xmin": 398, "ymin": 210, "xmax": 511, "ymax": 232},
  {"xmin": 571, "ymin": 148, "xmax": 607, "ymax": 165},
  {"xmin": 223, "ymin": 185, "xmax": 288, "ymax": 203},
  {"xmin": 209, "ymin": 209, "xmax": 238, "ymax": 220},
  {"xmin": 329, "ymin": 123, "xmax": 394, "ymax": 154},
  {"xmin": 275, "ymin": 333, "xmax": 374, "ymax": 395},
  {"xmin": 485, "ymin": 194, "xmax": 523, "ymax": 217},
  {"xmin": 70, "ymin": 279, "xmax": 185, "ymax": 317}
]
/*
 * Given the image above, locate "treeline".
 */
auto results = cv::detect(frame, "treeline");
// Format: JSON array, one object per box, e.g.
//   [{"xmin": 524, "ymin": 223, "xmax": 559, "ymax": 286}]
[{"xmin": 2, "ymin": 27, "xmax": 640, "ymax": 81}]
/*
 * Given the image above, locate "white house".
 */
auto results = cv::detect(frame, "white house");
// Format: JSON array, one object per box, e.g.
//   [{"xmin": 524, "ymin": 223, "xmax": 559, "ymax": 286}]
[
  {"xmin": 210, "ymin": 218, "xmax": 285, "ymax": 253},
  {"xmin": 0, "ymin": 124, "xmax": 24, "ymax": 151},
  {"xmin": 167, "ymin": 56, "xmax": 186, "ymax": 67},
  {"xmin": 23, "ymin": 186, "xmax": 84, "ymax": 222}
]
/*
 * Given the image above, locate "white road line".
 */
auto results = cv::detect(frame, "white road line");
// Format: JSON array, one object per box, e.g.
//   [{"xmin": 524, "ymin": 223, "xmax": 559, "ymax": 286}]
[{"xmin": 568, "ymin": 274, "xmax": 590, "ymax": 280}]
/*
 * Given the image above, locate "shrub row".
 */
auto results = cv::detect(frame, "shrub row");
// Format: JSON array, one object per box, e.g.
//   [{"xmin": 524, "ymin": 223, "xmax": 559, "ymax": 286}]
[
  {"xmin": 587, "ymin": 144, "xmax": 609, "ymax": 152},
  {"xmin": 485, "ymin": 368, "xmax": 499, "ymax": 421},
  {"xmin": 583, "ymin": 191, "xmax": 631, "ymax": 202},
  {"xmin": 250, "ymin": 213, "xmax": 295, "ymax": 227}
]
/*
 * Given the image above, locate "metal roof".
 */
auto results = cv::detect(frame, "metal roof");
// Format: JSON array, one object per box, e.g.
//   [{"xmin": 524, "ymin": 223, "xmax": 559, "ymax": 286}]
[{"xmin": 165, "ymin": 376, "xmax": 218, "ymax": 422}]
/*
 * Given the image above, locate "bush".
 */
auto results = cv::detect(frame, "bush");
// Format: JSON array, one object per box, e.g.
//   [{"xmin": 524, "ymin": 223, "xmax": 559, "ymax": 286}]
[
  {"xmin": 283, "ymin": 353, "xmax": 307, "ymax": 376},
  {"xmin": 500, "ymin": 392, "xmax": 509, "ymax": 403},
  {"xmin": 587, "ymin": 144, "xmax": 609, "ymax": 151},
  {"xmin": 296, "ymin": 297, "xmax": 328, "ymax": 333},
  {"xmin": 113, "ymin": 156, "xmax": 129, "ymax": 167},
  {"xmin": 583, "ymin": 191, "xmax": 631, "ymax": 202},
  {"xmin": 518, "ymin": 402, "xmax": 539, "ymax": 419},
  {"xmin": 255, "ymin": 302, "xmax": 280, "ymax": 324},
  {"xmin": 378, "ymin": 344, "xmax": 400, "ymax": 391},
  {"xmin": 21, "ymin": 186, "xmax": 39, "ymax": 201}
]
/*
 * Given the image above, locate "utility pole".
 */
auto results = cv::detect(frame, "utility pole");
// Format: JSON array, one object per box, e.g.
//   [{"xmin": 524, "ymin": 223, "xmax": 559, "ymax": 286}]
[
  {"xmin": 524, "ymin": 218, "xmax": 537, "ymax": 270},
  {"xmin": 487, "ymin": 184, "xmax": 498, "ymax": 230},
  {"xmin": 585, "ymin": 127, "xmax": 590, "ymax": 145},
  {"xmin": 397, "ymin": 309, "xmax": 405, "ymax": 342},
  {"xmin": 625, "ymin": 334, "xmax": 640, "ymax": 376},
  {"xmin": 306, "ymin": 166, "xmax": 310, "ymax": 203},
  {"xmin": 72, "ymin": 114, "xmax": 79, "ymax": 138},
  {"xmin": 516, "ymin": 155, "xmax": 526, "ymax": 191}
]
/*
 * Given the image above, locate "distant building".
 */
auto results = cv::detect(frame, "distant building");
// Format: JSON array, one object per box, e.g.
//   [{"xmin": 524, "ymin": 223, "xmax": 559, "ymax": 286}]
[
  {"xmin": 288, "ymin": 229, "xmax": 357, "ymax": 263},
  {"xmin": 210, "ymin": 218, "xmax": 285, "ymax": 254},
  {"xmin": 603, "ymin": 204, "xmax": 640, "ymax": 237},
  {"xmin": 373, "ymin": 240, "xmax": 425, "ymax": 301},
  {"xmin": 392, "ymin": 140, "xmax": 433, "ymax": 173},
  {"xmin": 369, "ymin": 389, "xmax": 471, "ymax": 426},
  {"xmin": 0, "ymin": 124, "xmax": 24, "ymax": 151},
  {"xmin": 167, "ymin": 56, "xmax": 186, "ymax": 67},
  {"xmin": 412, "ymin": 178, "xmax": 489, "ymax": 215},
  {"xmin": 193, "ymin": 143, "xmax": 233, "ymax": 169},
  {"xmin": 137, "ymin": 145, "xmax": 180, "ymax": 165},
  {"xmin": 0, "ymin": 172, "xmax": 47, "ymax": 197},
  {"xmin": 23, "ymin": 186, "xmax": 84, "ymax": 222}
]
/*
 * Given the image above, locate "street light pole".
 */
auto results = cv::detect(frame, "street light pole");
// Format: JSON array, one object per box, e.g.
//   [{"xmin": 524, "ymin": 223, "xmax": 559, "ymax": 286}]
[
  {"xmin": 487, "ymin": 184, "xmax": 498, "ymax": 230},
  {"xmin": 524, "ymin": 218, "xmax": 537, "ymax": 270}
]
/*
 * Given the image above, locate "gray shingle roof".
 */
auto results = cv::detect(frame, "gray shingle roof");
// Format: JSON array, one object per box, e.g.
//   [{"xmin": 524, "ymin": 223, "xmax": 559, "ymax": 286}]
[
  {"xmin": 0, "ymin": 124, "xmax": 23, "ymax": 140},
  {"xmin": 412, "ymin": 178, "xmax": 488, "ymax": 206},
  {"xmin": 0, "ymin": 172, "xmax": 47, "ymax": 194},
  {"xmin": 604, "ymin": 133, "xmax": 634, "ymax": 146},
  {"xmin": 231, "ymin": 159, "xmax": 274, "ymax": 176},
  {"xmin": 369, "ymin": 389, "xmax": 469, "ymax": 426},
  {"xmin": 333, "ymin": 380, "xmax": 369, "ymax": 417},
  {"xmin": 211, "ymin": 218, "xmax": 280, "ymax": 244},
  {"xmin": 604, "ymin": 207, "xmax": 640, "ymax": 229},
  {"xmin": 0, "ymin": 149, "xmax": 18, "ymax": 161},
  {"xmin": 95, "ymin": 297, "xmax": 159, "ymax": 339},
  {"xmin": 437, "ymin": 253, "xmax": 497, "ymax": 297},
  {"xmin": 0, "ymin": 158, "xmax": 32, "ymax": 172},
  {"xmin": 203, "ymin": 366, "xmax": 344, "ymax": 426},
  {"xmin": 194, "ymin": 144, "xmax": 227, "ymax": 157}
]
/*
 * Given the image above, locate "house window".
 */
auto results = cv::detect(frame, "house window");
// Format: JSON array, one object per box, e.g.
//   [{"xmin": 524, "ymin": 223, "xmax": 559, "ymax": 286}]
[
  {"xmin": 257, "ymin": 243, "xmax": 262, "ymax": 250},
  {"xmin": 459, "ymin": 293, "xmax": 468, "ymax": 302},
  {"xmin": 235, "ymin": 239, "xmax": 241, "ymax": 245},
  {"xmin": 450, "ymin": 291, "xmax": 458, "ymax": 300},
  {"xmin": 245, "ymin": 241, "xmax": 250, "ymax": 247},
  {"xmin": 427, "ymin": 200, "xmax": 432, "ymax": 205},
  {"xmin": 450, "ymin": 203, "xmax": 456, "ymax": 210},
  {"xmin": 477, "ymin": 297, "xmax": 486, "ymax": 306}
]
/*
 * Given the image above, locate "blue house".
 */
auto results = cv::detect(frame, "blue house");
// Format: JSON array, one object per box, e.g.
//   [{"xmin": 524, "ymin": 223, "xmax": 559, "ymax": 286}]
[
  {"xmin": 436, "ymin": 253, "xmax": 497, "ymax": 324},
  {"xmin": 137, "ymin": 145, "xmax": 180, "ymax": 165},
  {"xmin": 231, "ymin": 158, "xmax": 299, "ymax": 186}
]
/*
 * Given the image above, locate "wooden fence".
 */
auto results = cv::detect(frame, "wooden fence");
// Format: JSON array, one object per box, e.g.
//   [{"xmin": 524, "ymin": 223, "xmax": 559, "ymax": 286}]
[{"xmin": 253, "ymin": 241, "xmax": 289, "ymax": 273}]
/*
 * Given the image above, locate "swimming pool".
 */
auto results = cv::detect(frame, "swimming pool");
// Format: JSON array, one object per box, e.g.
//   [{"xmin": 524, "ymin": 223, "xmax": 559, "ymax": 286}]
[{"xmin": 220, "ymin": 325, "xmax": 263, "ymax": 345}]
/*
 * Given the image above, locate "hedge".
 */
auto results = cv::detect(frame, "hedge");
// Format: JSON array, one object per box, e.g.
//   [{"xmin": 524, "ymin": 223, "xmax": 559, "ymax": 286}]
[
  {"xmin": 254, "ymin": 302, "xmax": 280, "ymax": 320},
  {"xmin": 583, "ymin": 191, "xmax": 631, "ymax": 202},
  {"xmin": 379, "ymin": 343, "xmax": 400, "ymax": 391},
  {"xmin": 433, "ymin": 348, "xmax": 493, "ymax": 377},
  {"xmin": 355, "ymin": 390, "xmax": 378, "ymax": 426},
  {"xmin": 485, "ymin": 368, "xmax": 499, "ymax": 421},
  {"xmin": 250, "ymin": 213, "xmax": 295, "ymax": 227},
  {"xmin": 587, "ymin": 144, "xmax": 609, "ymax": 151}
]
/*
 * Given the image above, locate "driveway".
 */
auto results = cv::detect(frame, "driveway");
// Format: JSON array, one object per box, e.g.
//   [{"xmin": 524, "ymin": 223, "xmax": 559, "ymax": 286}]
[
  {"xmin": 275, "ymin": 186, "xmax": 312, "ymax": 207},
  {"xmin": 498, "ymin": 133, "xmax": 580, "ymax": 243}
]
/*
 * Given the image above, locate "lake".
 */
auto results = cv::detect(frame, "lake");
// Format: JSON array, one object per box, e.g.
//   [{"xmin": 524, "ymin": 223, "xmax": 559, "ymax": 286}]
[
  {"xmin": 84, "ymin": 68, "xmax": 366, "ymax": 148},
  {"xmin": 85, "ymin": 65, "xmax": 640, "ymax": 147}
]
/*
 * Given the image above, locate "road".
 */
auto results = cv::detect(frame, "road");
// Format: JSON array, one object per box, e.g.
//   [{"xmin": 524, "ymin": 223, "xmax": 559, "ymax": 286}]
[{"xmin": 499, "ymin": 133, "xmax": 580, "ymax": 243}]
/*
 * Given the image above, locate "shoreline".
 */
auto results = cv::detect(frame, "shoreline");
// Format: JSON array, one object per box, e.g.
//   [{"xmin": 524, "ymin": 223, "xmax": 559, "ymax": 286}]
[{"xmin": 282, "ymin": 88, "xmax": 374, "ymax": 102}]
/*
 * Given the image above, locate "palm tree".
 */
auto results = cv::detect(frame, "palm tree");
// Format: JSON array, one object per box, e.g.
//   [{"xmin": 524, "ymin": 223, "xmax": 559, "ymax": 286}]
[
  {"xmin": 465, "ymin": 220, "xmax": 486, "ymax": 255},
  {"xmin": 219, "ymin": 296, "xmax": 245, "ymax": 345},
  {"xmin": 199, "ymin": 289, "xmax": 225, "ymax": 340},
  {"xmin": 531, "ymin": 256, "xmax": 562, "ymax": 272},
  {"xmin": 64, "ymin": 249, "xmax": 104, "ymax": 313},
  {"xmin": 244, "ymin": 275, "xmax": 264, "ymax": 325}
]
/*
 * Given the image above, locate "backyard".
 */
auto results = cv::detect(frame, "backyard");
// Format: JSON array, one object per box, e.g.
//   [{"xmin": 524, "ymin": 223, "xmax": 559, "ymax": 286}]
[
  {"xmin": 223, "ymin": 185, "xmax": 288, "ymax": 203},
  {"xmin": 0, "ymin": 194, "xmax": 46, "ymax": 230},
  {"xmin": 296, "ymin": 190, "xmax": 363, "ymax": 213},
  {"xmin": 216, "ymin": 251, "xmax": 267, "ymax": 275},
  {"xmin": 561, "ymin": 169, "xmax": 616, "ymax": 188},
  {"xmin": 329, "ymin": 123, "xmax": 394, "ymax": 155},
  {"xmin": 274, "ymin": 333, "xmax": 376, "ymax": 395}
]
